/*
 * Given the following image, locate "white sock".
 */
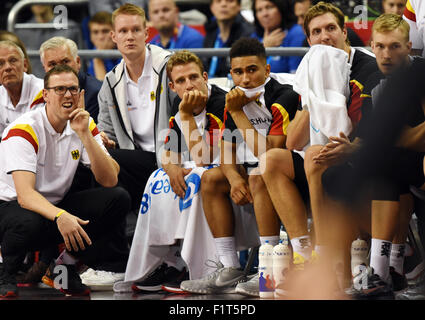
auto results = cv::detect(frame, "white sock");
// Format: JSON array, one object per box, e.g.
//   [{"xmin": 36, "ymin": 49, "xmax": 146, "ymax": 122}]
[
  {"xmin": 390, "ymin": 243, "xmax": 406, "ymax": 275},
  {"xmin": 370, "ymin": 238, "xmax": 392, "ymax": 282},
  {"xmin": 164, "ymin": 245, "xmax": 186, "ymax": 271},
  {"xmin": 55, "ymin": 250, "xmax": 78, "ymax": 265},
  {"xmin": 215, "ymin": 236, "xmax": 241, "ymax": 268},
  {"xmin": 290, "ymin": 235, "xmax": 312, "ymax": 259},
  {"xmin": 260, "ymin": 235, "xmax": 280, "ymax": 246}
]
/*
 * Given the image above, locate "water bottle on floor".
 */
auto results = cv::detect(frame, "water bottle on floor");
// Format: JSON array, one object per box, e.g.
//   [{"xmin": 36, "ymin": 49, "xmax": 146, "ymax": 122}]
[
  {"xmin": 273, "ymin": 240, "xmax": 291, "ymax": 298},
  {"xmin": 259, "ymin": 240, "xmax": 274, "ymax": 299}
]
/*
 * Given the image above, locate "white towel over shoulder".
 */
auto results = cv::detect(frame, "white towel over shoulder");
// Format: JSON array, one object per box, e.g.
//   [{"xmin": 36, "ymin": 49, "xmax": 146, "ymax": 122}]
[{"xmin": 293, "ymin": 44, "xmax": 352, "ymax": 145}]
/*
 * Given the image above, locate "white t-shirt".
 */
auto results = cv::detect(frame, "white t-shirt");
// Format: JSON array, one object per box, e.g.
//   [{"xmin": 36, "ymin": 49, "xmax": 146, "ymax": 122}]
[
  {"xmin": 404, "ymin": 0, "xmax": 425, "ymax": 55},
  {"xmin": 0, "ymin": 106, "xmax": 108, "ymax": 204},
  {"xmin": 0, "ymin": 72, "xmax": 44, "ymax": 136},
  {"xmin": 124, "ymin": 49, "xmax": 156, "ymax": 152}
]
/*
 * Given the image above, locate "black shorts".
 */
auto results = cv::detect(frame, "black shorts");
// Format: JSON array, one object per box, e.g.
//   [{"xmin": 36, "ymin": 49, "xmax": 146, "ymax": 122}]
[
  {"xmin": 292, "ymin": 151, "xmax": 310, "ymax": 203},
  {"xmin": 372, "ymin": 149, "xmax": 425, "ymax": 201}
]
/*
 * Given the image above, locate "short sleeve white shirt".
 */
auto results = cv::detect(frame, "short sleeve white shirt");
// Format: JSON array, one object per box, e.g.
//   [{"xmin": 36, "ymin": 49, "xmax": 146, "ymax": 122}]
[
  {"xmin": 0, "ymin": 106, "xmax": 108, "ymax": 204},
  {"xmin": 0, "ymin": 72, "xmax": 44, "ymax": 136}
]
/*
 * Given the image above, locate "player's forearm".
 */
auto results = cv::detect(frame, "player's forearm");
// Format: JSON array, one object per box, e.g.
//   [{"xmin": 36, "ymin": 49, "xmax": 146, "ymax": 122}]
[
  {"xmin": 229, "ymin": 110, "xmax": 270, "ymax": 157},
  {"xmin": 286, "ymin": 110, "xmax": 310, "ymax": 151},
  {"xmin": 16, "ymin": 186, "xmax": 62, "ymax": 221},
  {"xmin": 180, "ymin": 113, "xmax": 214, "ymax": 166},
  {"xmin": 396, "ymin": 123, "xmax": 425, "ymax": 151}
]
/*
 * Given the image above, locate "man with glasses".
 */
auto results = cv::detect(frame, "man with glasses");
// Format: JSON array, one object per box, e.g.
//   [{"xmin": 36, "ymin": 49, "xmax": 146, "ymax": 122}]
[{"xmin": 0, "ymin": 64, "xmax": 131, "ymax": 298}]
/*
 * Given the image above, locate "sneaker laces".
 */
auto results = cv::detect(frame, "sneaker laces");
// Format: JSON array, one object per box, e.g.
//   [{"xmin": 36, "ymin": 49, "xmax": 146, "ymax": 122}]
[{"xmin": 202, "ymin": 260, "xmax": 224, "ymax": 280}]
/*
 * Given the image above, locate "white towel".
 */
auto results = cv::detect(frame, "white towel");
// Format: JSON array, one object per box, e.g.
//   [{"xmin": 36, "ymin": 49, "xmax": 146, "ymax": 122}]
[
  {"xmin": 293, "ymin": 44, "xmax": 352, "ymax": 146},
  {"xmin": 270, "ymin": 72, "xmax": 295, "ymax": 86},
  {"xmin": 113, "ymin": 166, "xmax": 260, "ymax": 293}
]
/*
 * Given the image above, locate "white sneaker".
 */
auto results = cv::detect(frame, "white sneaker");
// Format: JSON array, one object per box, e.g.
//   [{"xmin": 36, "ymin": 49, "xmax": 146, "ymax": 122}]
[
  {"xmin": 235, "ymin": 273, "xmax": 259, "ymax": 297},
  {"xmin": 180, "ymin": 261, "xmax": 246, "ymax": 294},
  {"xmin": 80, "ymin": 268, "xmax": 125, "ymax": 291}
]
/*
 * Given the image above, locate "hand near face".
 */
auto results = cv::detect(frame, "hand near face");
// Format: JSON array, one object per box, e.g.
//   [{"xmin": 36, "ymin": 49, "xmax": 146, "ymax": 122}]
[
  {"xmin": 225, "ymin": 88, "xmax": 261, "ymax": 113},
  {"xmin": 70, "ymin": 89, "xmax": 90, "ymax": 136},
  {"xmin": 179, "ymin": 89, "xmax": 208, "ymax": 116},
  {"xmin": 263, "ymin": 28, "xmax": 286, "ymax": 48}
]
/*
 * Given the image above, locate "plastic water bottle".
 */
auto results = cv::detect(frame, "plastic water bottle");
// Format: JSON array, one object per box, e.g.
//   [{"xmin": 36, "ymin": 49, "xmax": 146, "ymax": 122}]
[
  {"xmin": 273, "ymin": 240, "xmax": 291, "ymax": 298},
  {"xmin": 258, "ymin": 240, "xmax": 274, "ymax": 299},
  {"xmin": 280, "ymin": 229, "xmax": 289, "ymax": 246},
  {"xmin": 351, "ymin": 239, "xmax": 369, "ymax": 277}
]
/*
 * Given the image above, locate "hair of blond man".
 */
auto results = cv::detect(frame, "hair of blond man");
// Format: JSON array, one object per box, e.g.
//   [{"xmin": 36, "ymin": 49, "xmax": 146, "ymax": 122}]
[
  {"xmin": 0, "ymin": 40, "xmax": 25, "ymax": 61},
  {"xmin": 112, "ymin": 3, "xmax": 146, "ymax": 29},
  {"xmin": 166, "ymin": 50, "xmax": 205, "ymax": 81},
  {"xmin": 372, "ymin": 13, "xmax": 410, "ymax": 42},
  {"xmin": 303, "ymin": 1, "xmax": 350, "ymax": 45},
  {"xmin": 39, "ymin": 36, "xmax": 78, "ymax": 63}
]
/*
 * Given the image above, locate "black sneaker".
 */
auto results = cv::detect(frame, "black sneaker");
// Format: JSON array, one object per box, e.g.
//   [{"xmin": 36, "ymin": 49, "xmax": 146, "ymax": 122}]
[
  {"xmin": 353, "ymin": 267, "xmax": 394, "ymax": 300},
  {"xmin": 42, "ymin": 261, "xmax": 90, "ymax": 296},
  {"xmin": 389, "ymin": 267, "xmax": 408, "ymax": 292},
  {"xmin": 132, "ymin": 263, "xmax": 186, "ymax": 293},
  {"xmin": 396, "ymin": 269, "xmax": 425, "ymax": 300},
  {"xmin": 161, "ymin": 270, "xmax": 189, "ymax": 294},
  {"xmin": 16, "ymin": 261, "xmax": 48, "ymax": 287},
  {"xmin": 0, "ymin": 270, "xmax": 17, "ymax": 298}
]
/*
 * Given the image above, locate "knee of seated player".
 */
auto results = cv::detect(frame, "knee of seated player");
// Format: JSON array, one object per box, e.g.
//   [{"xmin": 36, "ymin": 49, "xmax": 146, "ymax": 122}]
[
  {"xmin": 304, "ymin": 145, "xmax": 325, "ymax": 177},
  {"xmin": 248, "ymin": 169, "xmax": 265, "ymax": 194},
  {"xmin": 259, "ymin": 148, "xmax": 293, "ymax": 178},
  {"xmin": 201, "ymin": 166, "xmax": 229, "ymax": 195}
]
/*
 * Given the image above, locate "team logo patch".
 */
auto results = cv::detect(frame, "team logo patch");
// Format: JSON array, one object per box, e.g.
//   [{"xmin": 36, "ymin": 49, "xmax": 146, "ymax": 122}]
[
  {"xmin": 150, "ymin": 91, "xmax": 155, "ymax": 101},
  {"xmin": 71, "ymin": 149, "xmax": 80, "ymax": 160}
]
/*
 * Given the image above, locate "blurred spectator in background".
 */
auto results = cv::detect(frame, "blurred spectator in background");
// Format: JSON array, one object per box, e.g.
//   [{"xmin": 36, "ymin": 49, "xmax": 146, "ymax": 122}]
[
  {"xmin": 0, "ymin": 40, "xmax": 43, "ymax": 137},
  {"xmin": 294, "ymin": 0, "xmax": 311, "ymax": 28},
  {"xmin": 0, "ymin": 31, "xmax": 32, "ymax": 75},
  {"xmin": 39, "ymin": 37, "xmax": 102, "ymax": 123},
  {"xmin": 295, "ymin": 0, "xmax": 365, "ymax": 47},
  {"xmin": 87, "ymin": 11, "xmax": 121, "ymax": 81},
  {"xmin": 16, "ymin": 5, "xmax": 83, "ymax": 78},
  {"xmin": 148, "ymin": 0, "xmax": 204, "ymax": 49},
  {"xmin": 203, "ymin": 0, "xmax": 254, "ymax": 78},
  {"xmin": 382, "ymin": 0, "xmax": 407, "ymax": 16},
  {"xmin": 89, "ymin": 0, "xmax": 149, "ymax": 17},
  {"xmin": 252, "ymin": 0, "xmax": 305, "ymax": 73}
]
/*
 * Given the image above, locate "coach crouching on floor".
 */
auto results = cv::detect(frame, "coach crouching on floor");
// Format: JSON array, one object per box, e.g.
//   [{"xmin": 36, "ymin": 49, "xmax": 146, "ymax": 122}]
[{"xmin": 0, "ymin": 64, "xmax": 130, "ymax": 298}]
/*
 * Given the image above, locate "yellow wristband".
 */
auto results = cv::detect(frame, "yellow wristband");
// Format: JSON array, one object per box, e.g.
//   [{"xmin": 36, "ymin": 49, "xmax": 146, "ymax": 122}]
[{"xmin": 54, "ymin": 209, "xmax": 65, "ymax": 223}]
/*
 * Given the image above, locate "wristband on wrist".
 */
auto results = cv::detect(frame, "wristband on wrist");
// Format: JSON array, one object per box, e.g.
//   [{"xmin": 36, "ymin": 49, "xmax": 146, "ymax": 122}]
[{"xmin": 54, "ymin": 210, "xmax": 65, "ymax": 223}]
